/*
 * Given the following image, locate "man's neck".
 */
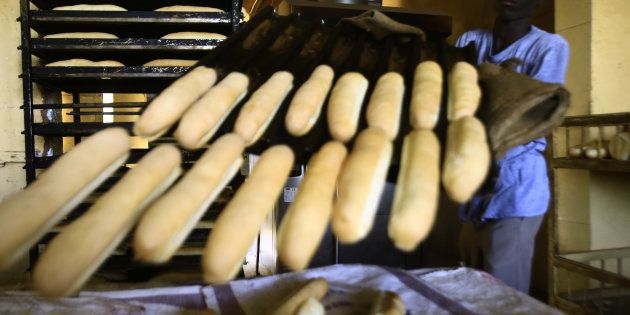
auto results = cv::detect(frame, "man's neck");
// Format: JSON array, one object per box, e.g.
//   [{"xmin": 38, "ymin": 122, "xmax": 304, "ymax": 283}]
[{"xmin": 492, "ymin": 18, "xmax": 532, "ymax": 55}]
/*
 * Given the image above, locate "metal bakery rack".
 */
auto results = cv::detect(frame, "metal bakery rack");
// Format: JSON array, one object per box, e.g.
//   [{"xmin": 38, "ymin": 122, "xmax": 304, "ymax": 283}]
[
  {"xmin": 19, "ymin": 0, "xmax": 476, "ymax": 280},
  {"xmin": 19, "ymin": 0, "xmax": 245, "ymax": 280}
]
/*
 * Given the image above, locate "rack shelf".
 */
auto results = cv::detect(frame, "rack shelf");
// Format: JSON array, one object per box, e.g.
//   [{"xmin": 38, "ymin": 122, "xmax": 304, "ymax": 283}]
[
  {"xmin": 561, "ymin": 112, "xmax": 630, "ymax": 127},
  {"xmin": 552, "ymin": 158, "xmax": 630, "ymax": 172},
  {"xmin": 31, "ymin": 38, "xmax": 222, "ymax": 64},
  {"xmin": 29, "ymin": 11, "xmax": 238, "ymax": 38},
  {"xmin": 31, "ymin": 66, "xmax": 188, "ymax": 93}
]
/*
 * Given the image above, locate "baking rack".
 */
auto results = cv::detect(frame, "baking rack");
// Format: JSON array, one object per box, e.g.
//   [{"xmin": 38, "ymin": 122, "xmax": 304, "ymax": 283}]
[{"xmin": 19, "ymin": 0, "xmax": 244, "ymax": 279}]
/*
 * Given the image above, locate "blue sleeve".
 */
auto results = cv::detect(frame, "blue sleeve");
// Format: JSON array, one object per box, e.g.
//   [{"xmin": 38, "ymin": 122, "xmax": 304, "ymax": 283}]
[
  {"xmin": 529, "ymin": 36, "xmax": 570, "ymax": 84},
  {"xmin": 455, "ymin": 31, "xmax": 473, "ymax": 48}
]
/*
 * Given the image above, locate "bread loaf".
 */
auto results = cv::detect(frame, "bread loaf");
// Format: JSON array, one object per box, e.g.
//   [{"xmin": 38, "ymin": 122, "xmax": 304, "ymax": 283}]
[
  {"xmin": 134, "ymin": 66, "xmax": 217, "ymax": 141},
  {"xmin": 142, "ymin": 59, "xmax": 197, "ymax": 67},
  {"xmin": 203, "ymin": 145, "xmax": 294, "ymax": 283},
  {"xmin": 161, "ymin": 32, "xmax": 226, "ymax": 40},
  {"xmin": 45, "ymin": 59, "xmax": 124, "ymax": 67},
  {"xmin": 52, "ymin": 4, "xmax": 126, "ymax": 11},
  {"xmin": 285, "ymin": 65, "xmax": 334, "ymax": 136},
  {"xmin": 134, "ymin": 134, "xmax": 245, "ymax": 264},
  {"xmin": 410, "ymin": 61, "xmax": 443, "ymax": 130},
  {"xmin": 332, "ymin": 128, "xmax": 392, "ymax": 243},
  {"xmin": 0, "ymin": 128, "xmax": 130, "ymax": 271},
  {"xmin": 388, "ymin": 130, "xmax": 440, "ymax": 252},
  {"xmin": 442, "ymin": 116, "xmax": 490, "ymax": 203},
  {"xmin": 369, "ymin": 291, "xmax": 405, "ymax": 315},
  {"xmin": 234, "ymin": 71, "xmax": 293, "ymax": 145},
  {"xmin": 43, "ymin": 32, "xmax": 118, "ymax": 39},
  {"xmin": 33, "ymin": 145, "xmax": 181, "ymax": 297},
  {"xmin": 155, "ymin": 6, "xmax": 224, "ymax": 12},
  {"xmin": 447, "ymin": 62, "xmax": 481, "ymax": 121},
  {"xmin": 175, "ymin": 72, "xmax": 249, "ymax": 150},
  {"xmin": 366, "ymin": 72, "xmax": 405, "ymax": 140},
  {"xmin": 268, "ymin": 278, "xmax": 328, "ymax": 315},
  {"xmin": 327, "ymin": 72, "xmax": 369, "ymax": 142},
  {"xmin": 278, "ymin": 141, "xmax": 347, "ymax": 270},
  {"xmin": 295, "ymin": 297, "xmax": 325, "ymax": 315}
]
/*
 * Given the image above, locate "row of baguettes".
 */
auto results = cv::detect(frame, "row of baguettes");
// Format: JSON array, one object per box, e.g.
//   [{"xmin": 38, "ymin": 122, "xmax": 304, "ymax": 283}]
[{"xmin": 0, "ymin": 61, "xmax": 490, "ymax": 297}]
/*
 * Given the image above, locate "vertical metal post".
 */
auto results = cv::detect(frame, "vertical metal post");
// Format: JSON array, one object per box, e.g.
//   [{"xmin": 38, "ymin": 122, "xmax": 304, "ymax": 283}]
[{"xmin": 19, "ymin": 0, "xmax": 35, "ymax": 184}]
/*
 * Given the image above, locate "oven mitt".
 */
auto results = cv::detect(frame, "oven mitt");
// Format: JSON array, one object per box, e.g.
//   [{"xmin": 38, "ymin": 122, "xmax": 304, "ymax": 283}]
[
  {"xmin": 342, "ymin": 10, "xmax": 426, "ymax": 40},
  {"xmin": 477, "ymin": 59, "xmax": 570, "ymax": 159}
]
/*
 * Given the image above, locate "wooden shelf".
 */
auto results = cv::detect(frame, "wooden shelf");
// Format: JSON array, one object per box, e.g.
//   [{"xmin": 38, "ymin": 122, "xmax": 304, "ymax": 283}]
[
  {"xmin": 552, "ymin": 157, "xmax": 630, "ymax": 172},
  {"xmin": 561, "ymin": 112, "xmax": 630, "ymax": 127}
]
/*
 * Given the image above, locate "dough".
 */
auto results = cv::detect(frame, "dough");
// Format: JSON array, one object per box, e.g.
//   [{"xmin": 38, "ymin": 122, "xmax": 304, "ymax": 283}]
[
  {"xmin": 43, "ymin": 32, "xmax": 118, "ymax": 39},
  {"xmin": 52, "ymin": 4, "xmax": 127, "ymax": 11},
  {"xmin": 160, "ymin": 32, "xmax": 226, "ymax": 40},
  {"xmin": 142, "ymin": 59, "xmax": 197, "ymax": 67},
  {"xmin": 155, "ymin": 6, "xmax": 224, "ymax": 12},
  {"xmin": 45, "ymin": 59, "xmax": 124, "ymax": 67}
]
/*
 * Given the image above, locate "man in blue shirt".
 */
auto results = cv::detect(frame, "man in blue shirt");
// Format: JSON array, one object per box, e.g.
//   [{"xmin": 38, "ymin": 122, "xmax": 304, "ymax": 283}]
[{"xmin": 455, "ymin": 0, "xmax": 569, "ymax": 293}]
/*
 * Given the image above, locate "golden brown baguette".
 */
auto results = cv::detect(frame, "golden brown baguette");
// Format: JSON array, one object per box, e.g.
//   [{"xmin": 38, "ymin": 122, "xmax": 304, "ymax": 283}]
[
  {"xmin": 369, "ymin": 291, "xmax": 405, "ymax": 315},
  {"xmin": 388, "ymin": 130, "xmax": 440, "ymax": 252},
  {"xmin": 268, "ymin": 278, "xmax": 328, "ymax": 315},
  {"xmin": 234, "ymin": 71, "xmax": 294, "ymax": 145},
  {"xmin": 447, "ymin": 62, "xmax": 481, "ymax": 121},
  {"xmin": 203, "ymin": 145, "xmax": 294, "ymax": 283},
  {"xmin": 410, "ymin": 61, "xmax": 443, "ymax": 130},
  {"xmin": 33, "ymin": 145, "xmax": 182, "ymax": 297},
  {"xmin": 285, "ymin": 65, "xmax": 335, "ymax": 136},
  {"xmin": 175, "ymin": 72, "xmax": 249, "ymax": 150},
  {"xmin": 278, "ymin": 141, "xmax": 347, "ymax": 271},
  {"xmin": 134, "ymin": 134, "xmax": 245, "ymax": 264},
  {"xmin": 134, "ymin": 66, "xmax": 217, "ymax": 141},
  {"xmin": 332, "ymin": 128, "xmax": 392, "ymax": 244},
  {"xmin": 366, "ymin": 72, "xmax": 405, "ymax": 140},
  {"xmin": 327, "ymin": 72, "xmax": 369, "ymax": 142},
  {"xmin": 442, "ymin": 116, "xmax": 490, "ymax": 203},
  {"xmin": 0, "ymin": 128, "xmax": 130, "ymax": 271}
]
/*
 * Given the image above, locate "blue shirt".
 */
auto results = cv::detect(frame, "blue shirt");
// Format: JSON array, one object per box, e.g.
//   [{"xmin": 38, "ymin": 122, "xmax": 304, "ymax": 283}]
[{"xmin": 455, "ymin": 26, "xmax": 569, "ymax": 222}]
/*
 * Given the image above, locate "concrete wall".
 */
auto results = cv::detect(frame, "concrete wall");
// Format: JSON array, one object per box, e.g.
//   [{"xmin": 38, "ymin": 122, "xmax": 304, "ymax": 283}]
[{"xmin": 0, "ymin": 1, "xmax": 30, "ymax": 284}]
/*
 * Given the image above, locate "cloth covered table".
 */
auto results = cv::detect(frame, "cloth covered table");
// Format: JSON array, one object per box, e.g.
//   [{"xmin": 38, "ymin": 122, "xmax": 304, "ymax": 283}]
[{"xmin": 0, "ymin": 265, "xmax": 561, "ymax": 314}]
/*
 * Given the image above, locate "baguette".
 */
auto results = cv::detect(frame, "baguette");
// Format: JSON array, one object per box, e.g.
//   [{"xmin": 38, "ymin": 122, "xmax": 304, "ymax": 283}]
[
  {"xmin": 366, "ymin": 72, "xmax": 405, "ymax": 140},
  {"xmin": 332, "ymin": 128, "xmax": 392, "ymax": 243},
  {"xmin": 388, "ymin": 130, "xmax": 440, "ymax": 252},
  {"xmin": 155, "ymin": 5, "xmax": 224, "ymax": 12},
  {"xmin": 143, "ymin": 59, "xmax": 197, "ymax": 67},
  {"xmin": 295, "ymin": 297, "xmax": 325, "ymax": 315},
  {"xmin": 52, "ymin": 4, "xmax": 127, "ymax": 11},
  {"xmin": 175, "ymin": 73, "xmax": 249, "ymax": 150},
  {"xmin": 447, "ymin": 62, "xmax": 481, "ymax": 121},
  {"xmin": 203, "ymin": 145, "xmax": 294, "ymax": 283},
  {"xmin": 442, "ymin": 116, "xmax": 490, "ymax": 203},
  {"xmin": 234, "ymin": 71, "xmax": 294, "ymax": 145},
  {"xmin": 43, "ymin": 32, "xmax": 118, "ymax": 39},
  {"xmin": 134, "ymin": 66, "xmax": 217, "ymax": 141},
  {"xmin": 327, "ymin": 72, "xmax": 369, "ymax": 142},
  {"xmin": 410, "ymin": 61, "xmax": 443, "ymax": 129},
  {"xmin": 0, "ymin": 128, "xmax": 130, "ymax": 270},
  {"xmin": 45, "ymin": 59, "xmax": 124, "ymax": 67},
  {"xmin": 33, "ymin": 145, "xmax": 181, "ymax": 297},
  {"xmin": 369, "ymin": 291, "xmax": 405, "ymax": 315},
  {"xmin": 161, "ymin": 32, "xmax": 226, "ymax": 40},
  {"xmin": 268, "ymin": 278, "xmax": 328, "ymax": 315},
  {"xmin": 278, "ymin": 141, "xmax": 347, "ymax": 271},
  {"xmin": 134, "ymin": 134, "xmax": 245, "ymax": 263},
  {"xmin": 285, "ymin": 65, "xmax": 334, "ymax": 136}
]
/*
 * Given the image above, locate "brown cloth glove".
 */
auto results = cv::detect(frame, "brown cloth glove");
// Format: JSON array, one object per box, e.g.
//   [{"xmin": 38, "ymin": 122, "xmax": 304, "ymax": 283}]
[
  {"xmin": 342, "ymin": 10, "xmax": 426, "ymax": 40},
  {"xmin": 477, "ymin": 59, "xmax": 570, "ymax": 159}
]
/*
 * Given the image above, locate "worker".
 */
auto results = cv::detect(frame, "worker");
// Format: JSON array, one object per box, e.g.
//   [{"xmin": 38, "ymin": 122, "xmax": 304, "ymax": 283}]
[{"xmin": 455, "ymin": 0, "xmax": 569, "ymax": 293}]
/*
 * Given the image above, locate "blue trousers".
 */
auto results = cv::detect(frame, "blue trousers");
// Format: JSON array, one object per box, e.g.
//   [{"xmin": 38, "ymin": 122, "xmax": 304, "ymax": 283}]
[{"xmin": 459, "ymin": 215, "xmax": 544, "ymax": 293}]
